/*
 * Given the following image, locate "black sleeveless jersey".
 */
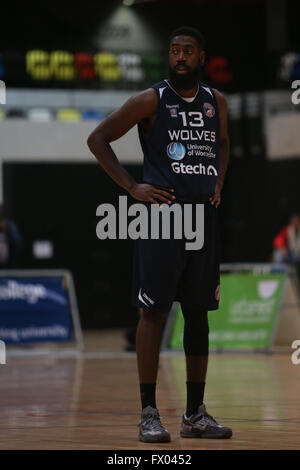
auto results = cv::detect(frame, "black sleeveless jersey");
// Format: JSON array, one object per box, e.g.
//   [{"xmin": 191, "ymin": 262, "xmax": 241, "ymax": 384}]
[{"xmin": 138, "ymin": 79, "xmax": 220, "ymax": 202}]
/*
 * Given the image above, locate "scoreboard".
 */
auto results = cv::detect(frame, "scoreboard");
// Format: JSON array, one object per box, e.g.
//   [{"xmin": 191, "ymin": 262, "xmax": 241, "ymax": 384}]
[{"xmin": 0, "ymin": 50, "xmax": 165, "ymax": 88}]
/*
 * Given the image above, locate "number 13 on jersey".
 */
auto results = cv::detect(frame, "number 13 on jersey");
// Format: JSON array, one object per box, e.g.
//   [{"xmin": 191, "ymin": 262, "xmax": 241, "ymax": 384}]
[{"xmin": 178, "ymin": 111, "xmax": 204, "ymax": 127}]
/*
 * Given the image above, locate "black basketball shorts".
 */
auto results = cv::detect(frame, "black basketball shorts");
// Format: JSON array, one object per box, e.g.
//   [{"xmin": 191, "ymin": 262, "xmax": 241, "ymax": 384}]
[{"xmin": 132, "ymin": 201, "xmax": 220, "ymax": 313}]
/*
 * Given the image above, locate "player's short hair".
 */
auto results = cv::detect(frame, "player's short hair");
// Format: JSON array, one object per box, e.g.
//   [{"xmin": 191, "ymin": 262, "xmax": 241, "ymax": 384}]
[{"xmin": 169, "ymin": 26, "xmax": 205, "ymax": 51}]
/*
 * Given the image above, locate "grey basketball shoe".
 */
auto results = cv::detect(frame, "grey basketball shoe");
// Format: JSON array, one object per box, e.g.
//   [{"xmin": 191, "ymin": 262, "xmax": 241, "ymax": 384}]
[
  {"xmin": 180, "ymin": 403, "xmax": 232, "ymax": 439},
  {"xmin": 138, "ymin": 406, "xmax": 171, "ymax": 442}
]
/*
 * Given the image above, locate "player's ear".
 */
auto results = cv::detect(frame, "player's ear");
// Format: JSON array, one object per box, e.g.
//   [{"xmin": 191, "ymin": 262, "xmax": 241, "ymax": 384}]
[{"xmin": 199, "ymin": 51, "xmax": 205, "ymax": 66}]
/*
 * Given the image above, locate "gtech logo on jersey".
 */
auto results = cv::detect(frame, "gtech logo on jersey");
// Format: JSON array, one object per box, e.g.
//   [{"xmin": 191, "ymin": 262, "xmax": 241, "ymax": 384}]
[
  {"xmin": 171, "ymin": 162, "xmax": 218, "ymax": 176},
  {"xmin": 167, "ymin": 142, "xmax": 186, "ymax": 160}
]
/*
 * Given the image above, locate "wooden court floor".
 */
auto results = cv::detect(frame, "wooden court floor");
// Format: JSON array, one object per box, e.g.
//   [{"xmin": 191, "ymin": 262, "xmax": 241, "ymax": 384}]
[{"xmin": 0, "ymin": 330, "xmax": 300, "ymax": 450}]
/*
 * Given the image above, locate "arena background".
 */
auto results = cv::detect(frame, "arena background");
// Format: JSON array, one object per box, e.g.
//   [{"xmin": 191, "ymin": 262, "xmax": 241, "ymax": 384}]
[{"xmin": 0, "ymin": 0, "xmax": 300, "ymax": 452}]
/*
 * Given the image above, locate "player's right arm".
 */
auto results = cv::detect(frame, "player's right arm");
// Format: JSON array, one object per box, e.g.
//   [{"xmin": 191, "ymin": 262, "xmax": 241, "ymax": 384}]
[{"xmin": 87, "ymin": 89, "xmax": 175, "ymax": 205}]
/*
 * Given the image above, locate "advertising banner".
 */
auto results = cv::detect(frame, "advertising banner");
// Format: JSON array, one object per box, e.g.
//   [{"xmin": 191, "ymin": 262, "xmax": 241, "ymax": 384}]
[
  {"xmin": 169, "ymin": 272, "xmax": 286, "ymax": 350},
  {"xmin": 0, "ymin": 276, "xmax": 73, "ymax": 344}
]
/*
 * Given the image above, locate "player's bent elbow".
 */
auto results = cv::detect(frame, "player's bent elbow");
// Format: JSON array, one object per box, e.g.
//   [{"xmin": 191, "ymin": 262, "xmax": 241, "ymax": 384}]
[
  {"xmin": 87, "ymin": 132, "xmax": 95, "ymax": 149},
  {"xmin": 87, "ymin": 131, "xmax": 102, "ymax": 153},
  {"xmin": 87, "ymin": 127, "xmax": 110, "ymax": 150}
]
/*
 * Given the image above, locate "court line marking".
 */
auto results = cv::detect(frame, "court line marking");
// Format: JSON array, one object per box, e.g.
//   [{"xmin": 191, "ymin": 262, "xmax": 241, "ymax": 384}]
[
  {"xmin": 6, "ymin": 349, "xmax": 291, "ymax": 360},
  {"xmin": 2, "ymin": 408, "xmax": 300, "ymax": 425},
  {"xmin": 3, "ymin": 417, "xmax": 300, "ymax": 432}
]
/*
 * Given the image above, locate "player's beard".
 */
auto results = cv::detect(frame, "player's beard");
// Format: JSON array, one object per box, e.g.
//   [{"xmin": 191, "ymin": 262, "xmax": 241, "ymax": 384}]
[{"xmin": 168, "ymin": 62, "xmax": 202, "ymax": 90}]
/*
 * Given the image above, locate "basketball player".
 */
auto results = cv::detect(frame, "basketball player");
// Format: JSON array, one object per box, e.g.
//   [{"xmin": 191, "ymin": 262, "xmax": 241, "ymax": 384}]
[{"xmin": 87, "ymin": 26, "xmax": 232, "ymax": 442}]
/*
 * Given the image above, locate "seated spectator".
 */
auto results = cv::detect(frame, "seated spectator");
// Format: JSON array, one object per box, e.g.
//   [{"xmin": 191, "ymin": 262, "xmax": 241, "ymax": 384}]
[{"xmin": 273, "ymin": 214, "xmax": 300, "ymax": 265}]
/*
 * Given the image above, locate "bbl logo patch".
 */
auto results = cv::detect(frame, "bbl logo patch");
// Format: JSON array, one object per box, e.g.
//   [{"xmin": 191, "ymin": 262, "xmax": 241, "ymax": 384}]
[
  {"xmin": 203, "ymin": 102, "xmax": 215, "ymax": 118},
  {"xmin": 169, "ymin": 108, "xmax": 178, "ymax": 118},
  {"xmin": 167, "ymin": 142, "xmax": 186, "ymax": 160},
  {"xmin": 166, "ymin": 104, "xmax": 179, "ymax": 118}
]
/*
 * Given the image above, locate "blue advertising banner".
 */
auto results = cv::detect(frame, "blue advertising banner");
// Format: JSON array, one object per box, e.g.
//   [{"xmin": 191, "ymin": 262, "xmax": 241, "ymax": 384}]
[{"xmin": 0, "ymin": 276, "xmax": 73, "ymax": 344}]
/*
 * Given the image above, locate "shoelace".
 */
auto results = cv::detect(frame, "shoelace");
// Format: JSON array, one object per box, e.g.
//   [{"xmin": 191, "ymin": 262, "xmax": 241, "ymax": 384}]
[
  {"xmin": 139, "ymin": 414, "xmax": 165, "ymax": 431},
  {"xmin": 193, "ymin": 411, "xmax": 218, "ymax": 425}
]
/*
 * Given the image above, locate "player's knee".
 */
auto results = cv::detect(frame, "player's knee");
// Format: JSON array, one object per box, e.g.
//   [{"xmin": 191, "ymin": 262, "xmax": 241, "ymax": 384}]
[
  {"xmin": 182, "ymin": 309, "xmax": 209, "ymax": 355},
  {"xmin": 140, "ymin": 308, "xmax": 167, "ymax": 325}
]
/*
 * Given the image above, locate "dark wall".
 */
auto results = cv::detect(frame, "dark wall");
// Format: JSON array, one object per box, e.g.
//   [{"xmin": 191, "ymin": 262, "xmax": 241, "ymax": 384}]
[
  {"xmin": 3, "ymin": 162, "xmax": 142, "ymax": 329},
  {"xmin": 220, "ymin": 158, "xmax": 300, "ymax": 261},
  {"xmin": 3, "ymin": 158, "xmax": 300, "ymax": 328}
]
